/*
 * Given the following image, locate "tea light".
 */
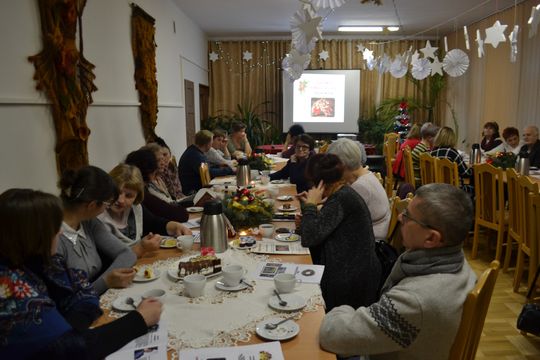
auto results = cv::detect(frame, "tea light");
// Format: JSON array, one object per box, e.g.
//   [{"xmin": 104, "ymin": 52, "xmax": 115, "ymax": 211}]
[{"xmin": 239, "ymin": 231, "xmax": 248, "ymax": 236}]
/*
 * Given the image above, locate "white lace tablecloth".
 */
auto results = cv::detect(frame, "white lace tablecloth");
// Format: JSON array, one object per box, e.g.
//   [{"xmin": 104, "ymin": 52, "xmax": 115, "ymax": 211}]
[{"xmin": 100, "ymin": 249, "xmax": 323, "ymax": 352}]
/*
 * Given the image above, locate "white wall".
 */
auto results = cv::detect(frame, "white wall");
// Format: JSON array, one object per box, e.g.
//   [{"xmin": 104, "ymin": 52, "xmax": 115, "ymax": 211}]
[{"xmin": 0, "ymin": 0, "xmax": 208, "ymax": 194}]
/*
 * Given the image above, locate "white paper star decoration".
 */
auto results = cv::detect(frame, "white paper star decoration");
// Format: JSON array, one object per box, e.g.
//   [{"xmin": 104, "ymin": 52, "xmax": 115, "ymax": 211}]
[
  {"xmin": 430, "ymin": 57, "xmax": 444, "ymax": 76},
  {"xmin": 485, "ymin": 20, "xmax": 507, "ymax": 48},
  {"xmin": 209, "ymin": 51, "xmax": 219, "ymax": 62},
  {"xmin": 510, "ymin": 25, "xmax": 519, "ymax": 63},
  {"xmin": 528, "ymin": 5, "xmax": 540, "ymax": 39},
  {"xmin": 411, "ymin": 58, "xmax": 431, "ymax": 80},
  {"xmin": 475, "ymin": 29, "xmax": 485, "ymax": 58},
  {"xmin": 356, "ymin": 43, "xmax": 365, "ymax": 53},
  {"xmin": 242, "ymin": 51, "xmax": 253, "ymax": 62},
  {"xmin": 420, "ymin": 40, "xmax": 438, "ymax": 59},
  {"xmin": 319, "ymin": 50, "xmax": 329, "ymax": 61},
  {"xmin": 291, "ymin": 8, "xmax": 323, "ymax": 54},
  {"xmin": 362, "ymin": 48, "xmax": 374, "ymax": 63}
]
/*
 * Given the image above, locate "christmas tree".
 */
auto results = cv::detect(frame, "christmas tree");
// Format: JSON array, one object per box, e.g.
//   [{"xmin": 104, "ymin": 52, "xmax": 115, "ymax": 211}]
[{"xmin": 394, "ymin": 100, "xmax": 411, "ymax": 139}]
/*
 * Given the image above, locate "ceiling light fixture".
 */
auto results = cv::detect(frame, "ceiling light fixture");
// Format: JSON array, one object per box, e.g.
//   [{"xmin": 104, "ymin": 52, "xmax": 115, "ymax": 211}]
[
  {"xmin": 338, "ymin": 26, "xmax": 400, "ymax": 32},
  {"xmin": 387, "ymin": 26, "xmax": 400, "ymax": 32}
]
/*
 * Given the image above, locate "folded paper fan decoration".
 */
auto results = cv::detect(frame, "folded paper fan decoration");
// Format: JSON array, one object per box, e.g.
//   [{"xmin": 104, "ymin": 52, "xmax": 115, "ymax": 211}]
[
  {"xmin": 282, "ymin": 48, "xmax": 311, "ymax": 81},
  {"xmin": 390, "ymin": 57, "xmax": 408, "ymax": 78},
  {"xmin": 443, "ymin": 49, "xmax": 469, "ymax": 77},
  {"xmin": 411, "ymin": 58, "xmax": 431, "ymax": 80},
  {"xmin": 311, "ymin": 0, "xmax": 348, "ymax": 9},
  {"xmin": 290, "ymin": 8, "xmax": 323, "ymax": 54}
]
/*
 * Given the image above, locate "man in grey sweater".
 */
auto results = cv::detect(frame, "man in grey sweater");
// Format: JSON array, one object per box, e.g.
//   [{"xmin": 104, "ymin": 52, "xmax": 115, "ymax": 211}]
[{"xmin": 319, "ymin": 183, "xmax": 477, "ymax": 360}]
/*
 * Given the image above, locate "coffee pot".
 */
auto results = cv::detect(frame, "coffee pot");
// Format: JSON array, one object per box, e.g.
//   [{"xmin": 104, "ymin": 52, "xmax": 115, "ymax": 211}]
[
  {"xmin": 516, "ymin": 153, "xmax": 530, "ymax": 176},
  {"xmin": 470, "ymin": 143, "xmax": 482, "ymax": 165},
  {"xmin": 236, "ymin": 158, "xmax": 251, "ymax": 187},
  {"xmin": 200, "ymin": 200, "xmax": 228, "ymax": 253}
]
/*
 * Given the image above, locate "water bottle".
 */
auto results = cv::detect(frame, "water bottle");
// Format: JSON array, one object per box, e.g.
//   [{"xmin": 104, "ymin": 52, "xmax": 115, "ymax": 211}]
[
  {"xmin": 516, "ymin": 154, "xmax": 530, "ymax": 176},
  {"xmin": 200, "ymin": 200, "xmax": 228, "ymax": 253},
  {"xmin": 470, "ymin": 143, "xmax": 481, "ymax": 165},
  {"xmin": 236, "ymin": 158, "xmax": 251, "ymax": 187}
]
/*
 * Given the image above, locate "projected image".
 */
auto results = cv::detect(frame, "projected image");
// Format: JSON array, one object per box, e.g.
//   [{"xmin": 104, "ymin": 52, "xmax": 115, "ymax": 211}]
[{"xmin": 311, "ymin": 98, "xmax": 335, "ymax": 117}]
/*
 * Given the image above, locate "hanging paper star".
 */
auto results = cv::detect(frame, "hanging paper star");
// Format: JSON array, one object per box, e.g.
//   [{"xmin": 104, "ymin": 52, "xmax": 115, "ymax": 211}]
[
  {"xmin": 484, "ymin": 20, "xmax": 507, "ymax": 48},
  {"xmin": 410, "ymin": 50, "xmax": 420, "ymax": 64},
  {"xmin": 420, "ymin": 40, "xmax": 438, "ymax": 59},
  {"xmin": 509, "ymin": 25, "xmax": 519, "ymax": 63},
  {"xmin": 319, "ymin": 50, "xmax": 329, "ymax": 61},
  {"xmin": 209, "ymin": 52, "xmax": 219, "ymax": 62},
  {"xmin": 475, "ymin": 29, "xmax": 485, "ymax": 58},
  {"xmin": 528, "ymin": 5, "xmax": 540, "ymax": 39},
  {"xmin": 291, "ymin": 8, "xmax": 323, "ymax": 54},
  {"xmin": 356, "ymin": 43, "xmax": 365, "ymax": 53},
  {"xmin": 242, "ymin": 51, "xmax": 253, "ymax": 61},
  {"xmin": 362, "ymin": 48, "xmax": 374, "ymax": 62},
  {"xmin": 430, "ymin": 56, "xmax": 443, "ymax": 76}
]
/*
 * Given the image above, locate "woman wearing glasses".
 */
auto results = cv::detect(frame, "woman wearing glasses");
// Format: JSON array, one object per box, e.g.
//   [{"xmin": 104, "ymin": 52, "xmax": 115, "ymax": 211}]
[
  {"xmin": 269, "ymin": 134, "xmax": 315, "ymax": 193},
  {"xmin": 57, "ymin": 166, "xmax": 137, "ymax": 295}
]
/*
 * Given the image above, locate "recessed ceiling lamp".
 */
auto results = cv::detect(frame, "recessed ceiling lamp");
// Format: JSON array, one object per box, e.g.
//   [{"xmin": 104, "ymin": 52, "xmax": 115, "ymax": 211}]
[{"xmin": 338, "ymin": 26, "xmax": 400, "ymax": 32}]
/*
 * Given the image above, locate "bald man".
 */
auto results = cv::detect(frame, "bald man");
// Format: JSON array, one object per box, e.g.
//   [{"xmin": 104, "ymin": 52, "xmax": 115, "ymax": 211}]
[{"xmin": 518, "ymin": 126, "xmax": 540, "ymax": 168}]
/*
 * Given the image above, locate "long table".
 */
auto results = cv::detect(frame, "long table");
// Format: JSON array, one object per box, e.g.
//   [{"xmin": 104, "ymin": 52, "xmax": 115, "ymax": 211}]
[{"xmin": 94, "ymin": 183, "xmax": 334, "ymax": 360}]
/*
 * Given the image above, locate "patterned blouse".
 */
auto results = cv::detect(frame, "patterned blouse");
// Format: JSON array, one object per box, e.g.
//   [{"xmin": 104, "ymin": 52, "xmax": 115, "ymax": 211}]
[
  {"xmin": 430, "ymin": 146, "xmax": 473, "ymax": 178},
  {"xmin": 158, "ymin": 163, "xmax": 183, "ymax": 200}
]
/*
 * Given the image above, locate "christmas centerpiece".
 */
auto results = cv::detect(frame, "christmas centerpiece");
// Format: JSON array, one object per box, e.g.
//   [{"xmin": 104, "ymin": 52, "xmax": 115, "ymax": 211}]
[
  {"xmin": 487, "ymin": 151, "xmax": 517, "ymax": 169},
  {"xmin": 247, "ymin": 152, "xmax": 273, "ymax": 171},
  {"xmin": 222, "ymin": 188, "xmax": 273, "ymax": 230}
]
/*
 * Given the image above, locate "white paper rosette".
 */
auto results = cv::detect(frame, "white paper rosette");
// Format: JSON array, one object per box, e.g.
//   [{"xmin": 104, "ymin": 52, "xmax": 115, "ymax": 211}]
[
  {"xmin": 390, "ymin": 58, "xmax": 408, "ymax": 78},
  {"xmin": 377, "ymin": 54, "xmax": 391, "ymax": 74},
  {"xmin": 311, "ymin": 0, "xmax": 348, "ymax": 9},
  {"xmin": 282, "ymin": 48, "xmax": 311, "ymax": 81},
  {"xmin": 290, "ymin": 8, "xmax": 322, "ymax": 54},
  {"xmin": 442, "ymin": 49, "xmax": 470, "ymax": 77},
  {"xmin": 411, "ymin": 58, "xmax": 431, "ymax": 80}
]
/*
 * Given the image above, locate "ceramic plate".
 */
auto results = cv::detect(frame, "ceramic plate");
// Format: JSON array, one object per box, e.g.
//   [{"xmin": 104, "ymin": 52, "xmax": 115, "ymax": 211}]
[
  {"xmin": 187, "ymin": 206, "xmax": 204, "ymax": 213},
  {"xmin": 112, "ymin": 295, "xmax": 142, "ymax": 312},
  {"xmin": 160, "ymin": 237, "xmax": 178, "ymax": 248},
  {"xmin": 278, "ymin": 205, "xmax": 297, "ymax": 212},
  {"xmin": 215, "ymin": 280, "xmax": 249, "ymax": 292},
  {"xmin": 274, "ymin": 233, "xmax": 300, "ymax": 242},
  {"xmin": 256, "ymin": 317, "xmax": 300, "ymax": 341},
  {"xmin": 133, "ymin": 267, "xmax": 161, "ymax": 282},
  {"xmin": 277, "ymin": 195, "xmax": 293, "ymax": 201},
  {"xmin": 268, "ymin": 294, "xmax": 306, "ymax": 312},
  {"xmin": 229, "ymin": 239, "xmax": 256, "ymax": 250},
  {"xmin": 167, "ymin": 256, "xmax": 222, "ymax": 281},
  {"xmin": 270, "ymin": 179, "xmax": 286, "ymax": 184}
]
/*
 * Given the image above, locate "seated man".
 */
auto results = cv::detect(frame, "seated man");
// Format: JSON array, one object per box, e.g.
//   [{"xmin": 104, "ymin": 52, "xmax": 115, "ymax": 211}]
[
  {"xmin": 518, "ymin": 125, "xmax": 540, "ymax": 168},
  {"xmin": 206, "ymin": 128, "xmax": 236, "ymax": 170},
  {"xmin": 319, "ymin": 183, "xmax": 476, "ymax": 360},
  {"xmin": 281, "ymin": 124, "xmax": 305, "ymax": 158},
  {"xmin": 178, "ymin": 130, "xmax": 234, "ymax": 194},
  {"xmin": 411, "ymin": 122, "xmax": 439, "ymax": 180}
]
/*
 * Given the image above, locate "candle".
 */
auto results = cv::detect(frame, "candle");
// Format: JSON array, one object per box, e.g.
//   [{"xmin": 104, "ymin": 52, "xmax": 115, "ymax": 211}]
[{"xmin": 239, "ymin": 231, "xmax": 248, "ymax": 236}]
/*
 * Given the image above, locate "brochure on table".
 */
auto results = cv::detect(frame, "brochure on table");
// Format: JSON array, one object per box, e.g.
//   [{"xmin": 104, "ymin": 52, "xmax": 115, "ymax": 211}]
[
  {"xmin": 106, "ymin": 321, "xmax": 167, "ymax": 360},
  {"xmin": 251, "ymin": 240, "xmax": 310, "ymax": 255},
  {"xmin": 182, "ymin": 219, "xmax": 201, "ymax": 229},
  {"xmin": 255, "ymin": 261, "xmax": 324, "ymax": 284},
  {"xmin": 178, "ymin": 341, "xmax": 284, "ymax": 360}
]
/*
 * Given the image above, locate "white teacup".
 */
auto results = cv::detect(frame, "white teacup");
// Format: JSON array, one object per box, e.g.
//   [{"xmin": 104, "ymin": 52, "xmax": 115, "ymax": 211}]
[
  {"xmin": 142, "ymin": 288, "xmax": 166, "ymax": 300},
  {"xmin": 222, "ymin": 264, "xmax": 244, "ymax": 287},
  {"xmin": 183, "ymin": 274, "xmax": 206, "ymax": 298},
  {"xmin": 259, "ymin": 223, "xmax": 275, "ymax": 238},
  {"xmin": 177, "ymin": 235, "xmax": 194, "ymax": 250},
  {"xmin": 250, "ymin": 169, "xmax": 260, "ymax": 180},
  {"xmin": 274, "ymin": 273, "xmax": 301, "ymax": 294},
  {"xmin": 260, "ymin": 175, "xmax": 270, "ymax": 185}
]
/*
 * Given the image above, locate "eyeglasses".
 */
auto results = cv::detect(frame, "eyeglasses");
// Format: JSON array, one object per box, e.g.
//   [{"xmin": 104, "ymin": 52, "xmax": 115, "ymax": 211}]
[
  {"xmin": 401, "ymin": 208, "xmax": 435, "ymax": 229},
  {"xmin": 296, "ymin": 145, "xmax": 310, "ymax": 151}
]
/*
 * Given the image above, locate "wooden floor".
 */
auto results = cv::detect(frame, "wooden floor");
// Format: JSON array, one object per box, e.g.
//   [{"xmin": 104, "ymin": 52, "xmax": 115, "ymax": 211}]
[{"xmin": 465, "ymin": 246, "xmax": 540, "ymax": 359}]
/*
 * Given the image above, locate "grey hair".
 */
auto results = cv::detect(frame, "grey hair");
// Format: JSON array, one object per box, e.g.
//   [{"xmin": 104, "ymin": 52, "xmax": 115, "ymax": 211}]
[
  {"xmin": 327, "ymin": 138, "xmax": 366, "ymax": 170},
  {"xmin": 414, "ymin": 183, "xmax": 473, "ymax": 247},
  {"xmin": 420, "ymin": 122, "xmax": 440, "ymax": 139}
]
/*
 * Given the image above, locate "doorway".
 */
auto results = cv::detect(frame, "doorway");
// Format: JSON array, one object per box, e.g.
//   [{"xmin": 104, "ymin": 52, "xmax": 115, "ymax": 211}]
[{"xmin": 184, "ymin": 79, "xmax": 195, "ymax": 146}]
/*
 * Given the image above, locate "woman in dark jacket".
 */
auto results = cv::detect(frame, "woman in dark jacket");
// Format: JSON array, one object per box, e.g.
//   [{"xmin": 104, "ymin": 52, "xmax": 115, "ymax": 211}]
[{"xmin": 270, "ymin": 134, "xmax": 314, "ymax": 193}]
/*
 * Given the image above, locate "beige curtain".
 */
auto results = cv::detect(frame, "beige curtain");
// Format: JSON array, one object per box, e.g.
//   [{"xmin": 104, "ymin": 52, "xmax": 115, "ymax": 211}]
[{"xmin": 444, "ymin": 0, "xmax": 540, "ymax": 149}]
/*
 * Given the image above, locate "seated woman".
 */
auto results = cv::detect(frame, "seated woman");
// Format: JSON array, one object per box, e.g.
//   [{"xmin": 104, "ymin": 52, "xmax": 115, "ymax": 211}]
[
  {"xmin": 281, "ymin": 124, "xmax": 305, "ymax": 158},
  {"xmin": 227, "ymin": 121, "xmax": 252, "ymax": 159},
  {"xmin": 125, "ymin": 148, "xmax": 189, "ymax": 223},
  {"xmin": 485, "ymin": 126, "xmax": 523, "ymax": 156},
  {"xmin": 393, "ymin": 124, "xmax": 421, "ymax": 180},
  {"xmin": 328, "ymin": 138, "xmax": 390, "ymax": 240},
  {"xmin": 480, "ymin": 121, "xmax": 503, "ymax": 152},
  {"xmin": 153, "ymin": 137, "xmax": 184, "ymax": 200},
  {"xmin": 0, "ymin": 189, "xmax": 162, "ymax": 359},
  {"xmin": 143, "ymin": 142, "xmax": 183, "ymax": 203},
  {"xmin": 298, "ymin": 153, "xmax": 381, "ymax": 312},
  {"xmin": 57, "ymin": 166, "xmax": 137, "ymax": 295},
  {"xmin": 269, "ymin": 134, "xmax": 314, "ymax": 193},
  {"xmin": 98, "ymin": 164, "xmax": 192, "ymax": 258},
  {"xmin": 430, "ymin": 127, "xmax": 473, "ymax": 181}
]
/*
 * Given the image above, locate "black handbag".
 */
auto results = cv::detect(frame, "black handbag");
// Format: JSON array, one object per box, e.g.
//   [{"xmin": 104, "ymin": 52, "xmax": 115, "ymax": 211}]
[
  {"xmin": 375, "ymin": 239, "xmax": 398, "ymax": 291},
  {"xmin": 516, "ymin": 265, "xmax": 540, "ymax": 336}
]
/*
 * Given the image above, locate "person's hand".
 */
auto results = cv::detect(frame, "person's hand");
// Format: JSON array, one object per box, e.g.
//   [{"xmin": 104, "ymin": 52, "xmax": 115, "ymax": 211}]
[
  {"xmin": 137, "ymin": 298, "xmax": 163, "ymax": 327},
  {"xmin": 141, "ymin": 233, "xmax": 161, "ymax": 252},
  {"xmin": 305, "ymin": 180, "xmax": 325, "ymax": 205},
  {"xmin": 105, "ymin": 268, "xmax": 136, "ymax": 289},
  {"xmin": 295, "ymin": 191, "xmax": 308, "ymax": 203},
  {"xmin": 173, "ymin": 223, "xmax": 192, "ymax": 236}
]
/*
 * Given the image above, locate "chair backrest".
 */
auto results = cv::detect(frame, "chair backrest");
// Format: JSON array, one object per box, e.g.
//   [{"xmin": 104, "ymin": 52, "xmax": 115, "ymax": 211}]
[
  {"xmin": 473, "ymin": 163, "xmax": 505, "ymax": 226},
  {"xmin": 435, "ymin": 157, "xmax": 460, "ymax": 187},
  {"xmin": 383, "ymin": 132, "xmax": 399, "ymax": 158},
  {"xmin": 518, "ymin": 176, "xmax": 539, "ymax": 253},
  {"xmin": 529, "ymin": 193, "xmax": 540, "ymax": 299},
  {"xmin": 402, "ymin": 147, "xmax": 416, "ymax": 189},
  {"xmin": 506, "ymin": 169, "xmax": 521, "ymax": 242},
  {"xmin": 449, "ymin": 260, "xmax": 500, "ymax": 360},
  {"xmin": 199, "ymin": 162, "xmax": 211, "ymax": 187},
  {"xmin": 419, "ymin": 153, "xmax": 437, "ymax": 185},
  {"xmin": 373, "ymin": 171, "xmax": 384, "ymax": 186},
  {"xmin": 384, "ymin": 141, "xmax": 396, "ymax": 197},
  {"xmin": 386, "ymin": 193, "xmax": 413, "ymax": 252}
]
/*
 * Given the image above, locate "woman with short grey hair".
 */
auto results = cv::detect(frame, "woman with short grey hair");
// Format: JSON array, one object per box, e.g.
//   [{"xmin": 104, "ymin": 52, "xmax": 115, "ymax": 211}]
[{"xmin": 328, "ymin": 139, "xmax": 390, "ymax": 239}]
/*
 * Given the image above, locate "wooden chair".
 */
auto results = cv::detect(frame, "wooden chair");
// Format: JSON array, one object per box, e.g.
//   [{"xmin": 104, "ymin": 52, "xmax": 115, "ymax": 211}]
[
  {"xmin": 383, "ymin": 133, "xmax": 399, "ymax": 197},
  {"xmin": 383, "ymin": 132, "xmax": 399, "ymax": 158},
  {"xmin": 435, "ymin": 157, "xmax": 460, "ymax": 187},
  {"xmin": 373, "ymin": 171, "xmax": 384, "ymax": 186},
  {"xmin": 402, "ymin": 147, "xmax": 416, "ymax": 190},
  {"xmin": 503, "ymin": 169, "xmax": 521, "ymax": 272},
  {"xmin": 526, "ymin": 193, "xmax": 540, "ymax": 300},
  {"xmin": 449, "ymin": 261, "xmax": 500, "ymax": 360},
  {"xmin": 199, "ymin": 162, "xmax": 211, "ymax": 187},
  {"xmin": 386, "ymin": 193, "xmax": 413, "ymax": 252},
  {"xmin": 471, "ymin": 164, "xmax": 506, "ymax": 261},
  {"xmin": 513, "ymin": 177, "xmax": 540, "ymax": 292},
  {"xmin": 419, "ymin": 153, "xmax": 437, "ymax": 186}
]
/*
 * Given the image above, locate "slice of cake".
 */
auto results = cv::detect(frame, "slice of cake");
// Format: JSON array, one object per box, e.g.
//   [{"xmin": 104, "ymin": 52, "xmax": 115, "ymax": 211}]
[
  {"xmin": 143, "ymin": 267, "xmax": 154, "ymax": 279},
  {"xmin": 178, "ymin": 255, "xmax": 221, "ymax": 277}
]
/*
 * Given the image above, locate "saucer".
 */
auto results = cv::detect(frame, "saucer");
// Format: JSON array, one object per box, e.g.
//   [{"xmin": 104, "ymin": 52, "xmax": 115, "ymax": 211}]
[
  {"xmin": 187, "ymin": 206, "xmax": 204, "ymax": 213},
  {"xmin": 278, "ymin": 205, "xmax": 297, "ymax": 212},
  {"xmin": 160, "ymin": 237, "xmax": 178, "ymax": 248},
  {"xmin": 215, "ymin": 280, "xmax": 249, "ymax": 292},
  {"xmin": 256, "ymin": 317, "xmax": 300, "ymax": 341},
  {"xmin": 277, "ymin": 195, "xmax": 293, "ymax": 201},
  {"xmin": 270, "ymin": 179, "xmax": 286, "ymax": 184},
  {"xmin": 133, "ymin": 267, "xmax": 161, "ymax": 282},
  {"xmin": 112, "ymin": 295, "xmax": 142, "ymax": 312},
  {"xmin": 229, "ymin": 239, "xmax": 256, "ymax": 250},
  {"xmin": 274, "ymin": 233, "xmax": 300, "ymax": 242},
  {"xmin": 268, "ymin": 294, "xmax": 306, "ymax": 311}
]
